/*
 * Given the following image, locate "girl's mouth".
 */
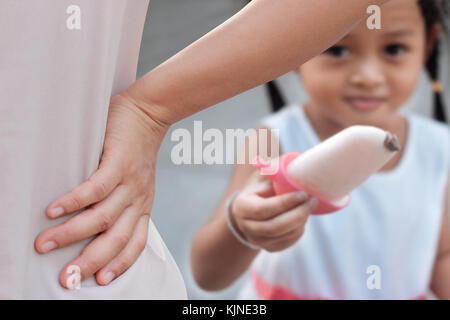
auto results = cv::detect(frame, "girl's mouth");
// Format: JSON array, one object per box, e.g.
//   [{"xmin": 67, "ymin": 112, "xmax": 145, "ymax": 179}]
[{"xmin": 344, "ymin": 96, "xmax": 387, "ymax": 112}]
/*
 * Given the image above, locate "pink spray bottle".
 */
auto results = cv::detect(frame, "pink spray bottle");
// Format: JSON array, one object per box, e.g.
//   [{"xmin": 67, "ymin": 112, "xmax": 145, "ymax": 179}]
[{"xmin": 253, "ymin": 152, "xmax": 350, "ymax": 215}]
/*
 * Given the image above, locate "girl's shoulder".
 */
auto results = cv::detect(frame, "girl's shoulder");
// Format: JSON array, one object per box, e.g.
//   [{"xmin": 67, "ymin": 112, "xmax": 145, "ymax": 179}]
[
  {"xmin": 259, "ymin": 104, "xmax": 299, "ymax": 125},
  {"xmin": 259, "ymin": 104, "xmax": 310, "ymax": 132},
  {"xmin": 409, "ymin": 112, "xmax": 449, "ymax": 134},
  {"xmin": 407, "ymin": 112, "xmax": 450, "ymax": 172},
  {"xmin": 409, "ymin": 112, "xmax": 450, "ymax": 148},
  {"xmin": 258, "ymin": 104, "xmax": 316, "ymax": 152}
]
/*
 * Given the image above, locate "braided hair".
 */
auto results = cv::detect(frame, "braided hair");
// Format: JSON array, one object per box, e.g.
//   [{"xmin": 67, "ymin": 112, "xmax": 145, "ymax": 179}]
[
  {"xmin": 258, "ymin": 0, "xmax": 449, "ymax": 123},
  {"xmin": 418, "ymin": 0, "xmax": 448, "ymax": 123}
]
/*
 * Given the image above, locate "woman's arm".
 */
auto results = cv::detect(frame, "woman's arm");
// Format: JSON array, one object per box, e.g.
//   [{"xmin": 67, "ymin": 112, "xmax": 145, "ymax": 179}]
[
  {"xmin": 430, "ymin": 182, "xmax": 450, "ymax": 299},
  {"xmin": 124, "ymin": 0, "xmax": 389, "ymax": 125}
]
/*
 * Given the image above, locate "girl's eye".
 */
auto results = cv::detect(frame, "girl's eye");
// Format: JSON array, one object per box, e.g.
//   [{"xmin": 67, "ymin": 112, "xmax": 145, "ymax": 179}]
[
  {"xmin": 325, "ymin": 45, "xmax": 350, "ymax": 58},
  {"xmin": 385, "ymin": 44, "xmax": 407, "ymax": 56}
]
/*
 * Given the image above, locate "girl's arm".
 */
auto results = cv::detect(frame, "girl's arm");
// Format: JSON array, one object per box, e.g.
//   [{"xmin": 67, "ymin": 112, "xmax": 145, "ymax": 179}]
[
  {"xmin": 430, "ymin": 182, "xmax": 450, "ymax": 299},
  {"xmin": 190, "ymin": 164, "xmax": 262, "ymax": 291},
  {"xmin": 191, "ymin": 127, "xmax": 316, "ymax": 291},
  {"xmin": 124, "ymin": 0, "xmax": 389, "ymax": 125},
  {"xmin": 191, "ymin": 127, "xmax": 306, "ymax": 291},
  {"xmin": 191, "ymin": 128, "xmax": 275, "ymax": 290}
]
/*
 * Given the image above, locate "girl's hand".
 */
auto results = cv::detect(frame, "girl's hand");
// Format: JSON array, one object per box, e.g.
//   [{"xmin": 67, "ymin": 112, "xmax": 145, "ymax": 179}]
[
  {"xmin": 229, "ymin": 174, "xmax": 318, "ymax": 252},
  {"xmin": 34, "ymin": 93, "xmax": 169, "ymax": 288}
]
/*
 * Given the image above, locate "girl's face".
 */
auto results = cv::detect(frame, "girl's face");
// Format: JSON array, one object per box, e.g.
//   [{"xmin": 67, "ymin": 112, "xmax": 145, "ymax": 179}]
[{"xmin": 299, "ymin": 0, "xmax": 429, "ymax": 128}]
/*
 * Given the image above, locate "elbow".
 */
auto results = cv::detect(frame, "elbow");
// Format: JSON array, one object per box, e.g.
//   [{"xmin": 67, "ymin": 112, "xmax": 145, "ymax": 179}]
[
  {"xmin": 190, "ymin": 247, "xmax": 230, "ymax": 292},
  {"xmin": 190, "ymin": 257, "xmax": 228, "ymax": 292},
  {"xmin": 191, "ymin": 269, "xmax": 231, "ymax": 292},
  {"xmin": 192, "ymin": 272, "xmax": 217, "ymax": 292}
]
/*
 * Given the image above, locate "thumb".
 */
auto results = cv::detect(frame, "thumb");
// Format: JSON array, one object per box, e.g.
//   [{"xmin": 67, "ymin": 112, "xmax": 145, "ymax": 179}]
[{"xmin": 252, "ymin": 178, "xmax": 275, "ymax": 198}]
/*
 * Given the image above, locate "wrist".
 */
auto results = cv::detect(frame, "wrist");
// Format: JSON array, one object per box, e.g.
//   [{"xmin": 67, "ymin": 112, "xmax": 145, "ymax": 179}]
[
  {"xmin": 104, "ymin": 93, "xmax": 170, "ymax": 168},
  {"xmin": 228, "ymin": 196, "xmax": 246, "ymax": 240},
  {"xmin": 225, "ymin": 192, "xmax": 260, "ymax": 251},
  {"xmin": 119, "ymin": 87, "xmax": 172, "ymax": 135}
]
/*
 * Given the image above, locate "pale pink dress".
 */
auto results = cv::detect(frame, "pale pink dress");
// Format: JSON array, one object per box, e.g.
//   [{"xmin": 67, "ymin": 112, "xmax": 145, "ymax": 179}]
[{"xmin": 0, "ymin": 0, "xmax": 187, "ymax": 299}]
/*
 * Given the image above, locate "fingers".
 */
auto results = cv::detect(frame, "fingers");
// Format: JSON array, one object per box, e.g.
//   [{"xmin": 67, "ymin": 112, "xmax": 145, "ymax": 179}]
[
  {"xmin": 248, "ymin": 179, "xmax": 275, "ymax": 198},
  {"xmin": 261, "ymin": 226, "xmax": 307, "ymax": 252},
  {"xmin": 58, "ymin": 204, "xmax": 142, "ymax": 289},
  {"xmin": 241, "ymin": 190, "xmax": 310, "ymax": 221},
  {"xmin": 96, "ymin": 214, "xmax": 150, "ymax": 285},
  {"xmin": 243, "ymin": 197, "xmax": 317, "ymax": 240},
  {"xmin": 46, "ymin": 157, "xmax": 123, "ymax": 218},
  {"xmin": 35, "ymin": 185, "xmax": 131, "ymax": 253}
]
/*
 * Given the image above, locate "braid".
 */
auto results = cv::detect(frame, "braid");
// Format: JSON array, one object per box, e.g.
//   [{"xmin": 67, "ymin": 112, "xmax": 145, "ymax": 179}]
[
  {"xmin": 418, "ymin": 0, "xmax": 448, "ymax": 123},
  {"xmin": 427, "ymin": 42, "xmax": 447, "ymax": 122},
  {"xmin": 266, "ymin": 81, "xmax": 286, "ymax": 113},
  {"xmin": 418, "ymin": 0, "xmax": 448, "ymax": 34}
]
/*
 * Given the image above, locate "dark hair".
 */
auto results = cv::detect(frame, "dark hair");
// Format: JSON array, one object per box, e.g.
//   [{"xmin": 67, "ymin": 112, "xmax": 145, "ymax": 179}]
[
  {"xmin": 261, "ymin": 0, "xmax": 449, "ymax": 123},
  {"xmin": 418, "ymin": 0, "xmax": 448, "ymax": 34},
  {"xmin": 419, "ymin": 0, "xmax": 448, "ymax": 123}
]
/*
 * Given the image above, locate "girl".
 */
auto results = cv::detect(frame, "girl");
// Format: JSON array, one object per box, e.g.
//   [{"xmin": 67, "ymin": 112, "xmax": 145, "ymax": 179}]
[{"xmin": 191, "ymin": 0, "xmax": 450, "ymax": 299}]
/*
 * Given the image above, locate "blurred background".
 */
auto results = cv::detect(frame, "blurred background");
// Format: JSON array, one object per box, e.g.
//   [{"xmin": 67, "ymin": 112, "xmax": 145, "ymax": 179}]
[{"xmin": 135, "ymin": 0, "xmax": 449, "ymax": 299}]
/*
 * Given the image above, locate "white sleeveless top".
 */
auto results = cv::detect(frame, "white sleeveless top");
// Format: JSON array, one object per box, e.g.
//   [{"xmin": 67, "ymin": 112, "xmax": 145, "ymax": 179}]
[
  {"xmin": 0, "ymin": 0, "xmax": 187, "ymax": 299},
  {"xmin": 238, "ymin": 105, "xmax": 450, "ymax": 300}
]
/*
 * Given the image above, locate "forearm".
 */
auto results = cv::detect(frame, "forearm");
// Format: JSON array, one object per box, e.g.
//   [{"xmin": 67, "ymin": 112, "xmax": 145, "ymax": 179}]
[
  {"xmin": 125, "ymin": 0, "xmax": 389, "ymax": 125},
  {"xmin": 191, "ymin": 213, "xmax": 259, "ymax": 291},
  {"xmin": 430, "ymin": 253, "xmax": 450, "ymax": 299}
]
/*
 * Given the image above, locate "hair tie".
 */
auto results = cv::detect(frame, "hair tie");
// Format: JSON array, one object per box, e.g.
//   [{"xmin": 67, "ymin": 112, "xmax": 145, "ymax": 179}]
[{"xmin": 432, "ymin": 80, "xmax": 443, "ymax": 93}]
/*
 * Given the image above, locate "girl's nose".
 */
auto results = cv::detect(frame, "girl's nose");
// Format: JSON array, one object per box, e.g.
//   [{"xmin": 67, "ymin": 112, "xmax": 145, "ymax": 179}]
[{"xmin": 349, "ymin": 60, "xmax": 385, "ymax": 89}]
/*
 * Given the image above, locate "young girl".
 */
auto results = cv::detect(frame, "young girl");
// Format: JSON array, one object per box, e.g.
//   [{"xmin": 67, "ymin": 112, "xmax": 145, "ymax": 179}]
[{"xmin": 191, "ymin": 0, "xmax": 450, "ymax": 299}]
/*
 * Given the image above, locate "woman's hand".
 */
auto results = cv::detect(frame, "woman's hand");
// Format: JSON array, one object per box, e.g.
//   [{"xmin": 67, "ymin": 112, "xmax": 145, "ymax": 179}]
[
  {"xmin": 229, "ymin": 174, "xmax": 318, "ymax": 252},
  {"xmin": 34, "ymin": 93, "xmax": 169, "ymax": 289}
]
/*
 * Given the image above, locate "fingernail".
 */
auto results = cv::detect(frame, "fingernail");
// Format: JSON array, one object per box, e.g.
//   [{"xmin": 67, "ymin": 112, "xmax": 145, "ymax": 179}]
[
  {"xmin": 308, "ymin": 198, "xmax": 319, "ymax": 210},
  {"xmin": 296, "ymin": 191, "xmax": 308, "ymax": 200},
  {"xmin": 49, "ymin": 207, "xmax": 64, "ymax": 218},
  {"xmin": 103, "ymin": 272, "xmax": 115, "ymax": 285},
  {"xmin": 41, "ymin": 241, "xmax": 57, "ymax": 253}
]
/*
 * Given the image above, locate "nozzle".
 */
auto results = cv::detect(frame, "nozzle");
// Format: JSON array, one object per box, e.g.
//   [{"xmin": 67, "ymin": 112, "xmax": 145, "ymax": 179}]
[
  {"xmin": 253, "ymin": 156, "xmax": 271, "ymax": 169},
  {"xmin": 252, "ymin": 156, "xmax": 278, "ymax": 181},
  {"xmin": 384, "ymin": 132, "xmax": 400, "ymax": 152}
]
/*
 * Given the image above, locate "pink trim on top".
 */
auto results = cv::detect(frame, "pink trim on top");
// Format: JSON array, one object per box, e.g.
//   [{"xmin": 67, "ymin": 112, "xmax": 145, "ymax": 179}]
[
  {"xmin": 251, "ymin": 269, "xmax": 427, "ymax": 300},
  {"xmin": 253, "ymin": 152, "xmax": 350, "ymax": 215}
]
